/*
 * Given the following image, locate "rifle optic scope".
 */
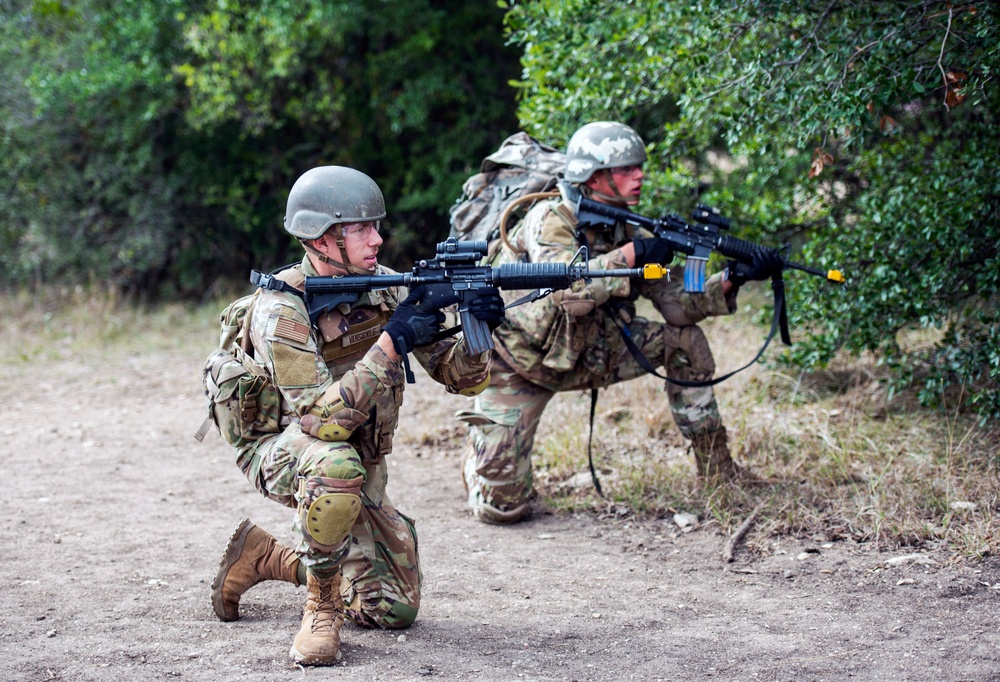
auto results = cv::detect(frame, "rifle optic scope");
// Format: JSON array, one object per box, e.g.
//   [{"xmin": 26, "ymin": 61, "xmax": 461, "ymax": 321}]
[{"xmin": 692, "ymin": 204, "xmax": 731, "ymax": 230}]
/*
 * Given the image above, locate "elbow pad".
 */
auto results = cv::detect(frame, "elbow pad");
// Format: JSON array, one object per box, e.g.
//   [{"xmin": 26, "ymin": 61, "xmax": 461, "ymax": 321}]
[
  {"xmin": 301, "ymin": 385, "xmax": 369, "ymax": 441},
  {"xmin": 458, "ymin": 373, "xmax": 491, "ymax": 397}
]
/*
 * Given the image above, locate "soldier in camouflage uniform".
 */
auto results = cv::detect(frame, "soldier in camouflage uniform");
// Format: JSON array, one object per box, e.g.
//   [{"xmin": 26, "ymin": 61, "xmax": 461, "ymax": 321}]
[
  {"xmin": 209, "ymin": 166, "xmax": 502, "ymax": 665},
  {"xmin": 457, "ymin": 122, "xmax": 780, "ymax": 524}
]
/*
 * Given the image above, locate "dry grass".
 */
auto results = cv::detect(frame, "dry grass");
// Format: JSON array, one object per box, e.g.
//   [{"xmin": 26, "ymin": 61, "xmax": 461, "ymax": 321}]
[
  {"xmin": 531, "ymin": 294, "xmax": 1000, "ymax": 560},
  {"xmin": 4, "ymin": 286, "xmax": 996, "ymax": 560},
  {"xmin": 0, "ymin": 286, "xmax": 224, "ymax": 367}
]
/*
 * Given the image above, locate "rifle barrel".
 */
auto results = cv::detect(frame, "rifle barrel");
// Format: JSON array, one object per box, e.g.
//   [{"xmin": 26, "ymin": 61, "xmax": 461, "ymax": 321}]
[{"xmin": 787, "ymin": 262, "xmax": 845, "ymax": 283}]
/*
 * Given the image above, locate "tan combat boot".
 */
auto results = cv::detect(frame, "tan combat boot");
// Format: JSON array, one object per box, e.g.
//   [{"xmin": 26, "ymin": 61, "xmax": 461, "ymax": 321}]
[
  {"xmin": 211, "ymin": 518, "xmax": 301, "ymax": 622},
  {"xmin": 290, "ymin": 571, "xmax": 345, "ymax": 665},
  {"xmin": 690, "ymin": 426, "xmax": 741, "ymax": 480}
]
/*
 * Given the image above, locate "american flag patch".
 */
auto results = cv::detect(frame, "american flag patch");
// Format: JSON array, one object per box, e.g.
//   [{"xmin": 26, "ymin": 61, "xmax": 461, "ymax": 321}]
[{"xmin": 274, "ymin": 317, "xmax": 311, "ymax": 345}]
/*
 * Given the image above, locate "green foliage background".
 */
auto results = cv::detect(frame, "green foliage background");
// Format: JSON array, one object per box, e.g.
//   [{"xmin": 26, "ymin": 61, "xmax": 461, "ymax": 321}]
[
  {"xmin": 1, "ymin": 0, "xmax": 997, "ymax": 420},
  {"xmin": 0, "ymin": 0, "xmax": 519, "ymax": 295},
  {"xmin": 507, "ymin": 0, "xmax": 998, "ymax": 421}
]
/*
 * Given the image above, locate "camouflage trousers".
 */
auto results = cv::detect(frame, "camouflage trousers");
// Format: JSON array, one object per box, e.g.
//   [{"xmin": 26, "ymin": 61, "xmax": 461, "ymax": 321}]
[
  {"xmin": 457, "ymin": 317, "xmax": 723, "ymax": 523},
  {"xmin": 238, "ymin": 423, "xmax": 421, "ymax": 628}
]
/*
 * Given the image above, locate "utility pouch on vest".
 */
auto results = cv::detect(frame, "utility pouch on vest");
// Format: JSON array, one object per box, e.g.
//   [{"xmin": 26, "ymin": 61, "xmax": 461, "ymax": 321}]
[{"xmin": 195, "ymin": 291, "xmax": 281, "ymax": 447}]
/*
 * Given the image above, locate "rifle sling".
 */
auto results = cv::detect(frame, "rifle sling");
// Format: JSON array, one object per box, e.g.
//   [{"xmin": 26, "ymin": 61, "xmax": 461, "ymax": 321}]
[
  {"xmin": 587, "ymin": 387, "xmax": 604, "ymax": 497},
  {"xmin": 611, "ymin": 274, "xmax": 792, "ymax": 388},
  {"xmin": 250, "ymin": 266, "xmax": 302, "ymax": 297}
]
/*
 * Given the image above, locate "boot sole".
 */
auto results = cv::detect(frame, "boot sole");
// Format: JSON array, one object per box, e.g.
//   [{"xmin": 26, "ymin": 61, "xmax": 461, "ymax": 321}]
[
  {"xmin": 211, "ymin": 517, "xmax": 255, "ymax": 622},
  {"xmin": 289, "ymin": 646, "xmax": 343, "ymax": 665}
]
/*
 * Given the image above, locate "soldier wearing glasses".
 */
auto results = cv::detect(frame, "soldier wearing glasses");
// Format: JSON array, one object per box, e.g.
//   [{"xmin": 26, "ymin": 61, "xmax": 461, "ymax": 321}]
[{"xmin": 209, "ymin": 166, "xmax": 499, "ymax": 665}]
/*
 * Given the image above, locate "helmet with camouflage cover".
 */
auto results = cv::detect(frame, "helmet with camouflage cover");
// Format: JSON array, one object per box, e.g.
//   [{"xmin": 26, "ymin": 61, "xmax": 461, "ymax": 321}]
[
  {"xmin": 564, "ymin": 122, "xmax": 647, "ymax": 183},
  {"xmin": 284, "ymin": 166, "xmax": 386, "ymax": 240}
]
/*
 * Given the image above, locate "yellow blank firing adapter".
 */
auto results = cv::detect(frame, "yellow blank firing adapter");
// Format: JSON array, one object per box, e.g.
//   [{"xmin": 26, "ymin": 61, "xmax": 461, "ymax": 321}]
[
  {"xmin": 827, "ymin": 270, "xmax": 846, "ymax": 284},
  {"xmin": 642, "ymin": 264, "xmax": 668, "ymax": 280}
]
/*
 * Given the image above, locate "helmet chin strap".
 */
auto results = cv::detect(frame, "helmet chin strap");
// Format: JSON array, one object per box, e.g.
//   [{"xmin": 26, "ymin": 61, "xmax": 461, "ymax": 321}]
[{"xmin": 301, "ymin": 226, "xmax": 371, "ymax": 275}]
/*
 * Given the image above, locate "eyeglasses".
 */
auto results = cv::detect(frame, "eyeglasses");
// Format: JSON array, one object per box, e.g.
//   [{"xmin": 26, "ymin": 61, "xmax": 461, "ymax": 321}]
[
  {"xmin": 341, "ymin": 222, "xmax": 381, "ymax": 239},
  {"xmin": 610, "ymin": 164, "xmax": 643, "ymax": 176}
]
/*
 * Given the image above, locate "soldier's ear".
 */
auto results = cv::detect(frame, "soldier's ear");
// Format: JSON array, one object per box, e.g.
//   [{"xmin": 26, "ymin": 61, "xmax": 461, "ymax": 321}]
[
  {"xmin": 309, "ymin": 233, "xmax": 330, "ymax": 252},
  {"xmin": 583, "ymin": 169, "xmax": 610, "ymax": 192}
]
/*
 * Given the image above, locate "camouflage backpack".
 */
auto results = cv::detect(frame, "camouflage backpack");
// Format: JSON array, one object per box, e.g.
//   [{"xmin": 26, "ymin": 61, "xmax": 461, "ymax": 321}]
[
  {"xmin": 194, "ymin": 290, "xmax": 282, "ymax": 448},
  {"xmin": 448, "ymin": 131, "xmax": 566, "ymax": 247}
]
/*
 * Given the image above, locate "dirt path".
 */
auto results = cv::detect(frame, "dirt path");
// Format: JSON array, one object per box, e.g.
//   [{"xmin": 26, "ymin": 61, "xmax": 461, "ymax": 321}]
[{"xmin": 2, "ymin": 345, "xmax": 998, "ymax": 681}]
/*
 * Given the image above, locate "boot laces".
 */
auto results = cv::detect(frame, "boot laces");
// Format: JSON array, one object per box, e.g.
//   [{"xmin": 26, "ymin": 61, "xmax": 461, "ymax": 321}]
[{"xmin": 310, "ymin": 580, "xmax": 339, "ymax": 632}]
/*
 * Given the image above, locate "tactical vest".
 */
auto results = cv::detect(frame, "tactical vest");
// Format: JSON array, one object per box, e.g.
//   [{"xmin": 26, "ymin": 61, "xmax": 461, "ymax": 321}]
[{"xmin": 270, "ymin": 267, "xmax": 401, "ymax": 461}]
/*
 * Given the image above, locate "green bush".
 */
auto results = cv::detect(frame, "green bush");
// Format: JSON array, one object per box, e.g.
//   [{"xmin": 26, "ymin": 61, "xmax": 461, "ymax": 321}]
[
  {"xmin": 0, "ymin": 0, "xmax": 519, "ymax": 294},
  {"xmin": 506, "ymin": 0, "xmax": 998, "ymax": 421}
]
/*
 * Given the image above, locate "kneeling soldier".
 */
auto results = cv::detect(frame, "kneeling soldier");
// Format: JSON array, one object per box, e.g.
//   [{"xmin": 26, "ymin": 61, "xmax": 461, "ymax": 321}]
[{"xmin": 208, "ymin": 166, "xmax": 500, "ymax": 664}]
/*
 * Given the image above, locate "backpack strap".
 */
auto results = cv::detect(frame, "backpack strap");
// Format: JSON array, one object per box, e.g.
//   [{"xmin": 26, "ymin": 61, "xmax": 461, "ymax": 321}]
[
  {"xmin": 194, "ymin": 414, "xmax": 215, "ymax": 442},
  {"xmin": 498, "ymin": 190, "xmax": 560, "ymax": 254},
  {"xmin": 237, "ymin": 289, "xmax": 260, "ymax": 356}
]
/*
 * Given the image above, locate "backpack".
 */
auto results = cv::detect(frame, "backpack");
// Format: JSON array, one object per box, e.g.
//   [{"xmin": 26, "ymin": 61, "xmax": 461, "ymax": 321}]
[
  {"xmin": 194, "ymin": 290, "xmax": 282, "ymax": 447},
  {"xmin": 448, "ymin": 131, "xmax": 566, "ymax": 247}
]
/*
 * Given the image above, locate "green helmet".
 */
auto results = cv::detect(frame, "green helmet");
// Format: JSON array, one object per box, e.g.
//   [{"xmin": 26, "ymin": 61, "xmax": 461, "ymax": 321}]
[
  {"xmin": 564, "ymin": 122, "xmax": 647, "ymax": 183},
  {"xmin": 284, "ymin": 166, "xmax": 386, "ymax": 240}
]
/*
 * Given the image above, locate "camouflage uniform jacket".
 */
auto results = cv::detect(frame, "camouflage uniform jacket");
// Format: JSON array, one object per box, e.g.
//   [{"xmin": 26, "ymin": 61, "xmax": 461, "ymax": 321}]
[
  {"xmin": 492, "ymin": 197, "xmax": 737, "ymax": 389},
  {"xmin": 242, "ymin": 255, "xmax": 490, "ymax": 466}
]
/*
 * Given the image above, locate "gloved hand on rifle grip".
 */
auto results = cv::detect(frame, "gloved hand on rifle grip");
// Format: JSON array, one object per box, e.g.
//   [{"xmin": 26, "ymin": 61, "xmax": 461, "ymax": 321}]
[
  {"xmin": 383, "ymin": 284, "xmax": 461, "ymax": 356},
  {"xmin": 632, "ymin": 238, "xmax": 675, "ymax": 268},
  {"xmin": 726, "ymin": 247, "xmax": 785, "ymax": 287},
  {"xmin": 465, "ymin": 286, "xmax": 505, "ymax": 331}
]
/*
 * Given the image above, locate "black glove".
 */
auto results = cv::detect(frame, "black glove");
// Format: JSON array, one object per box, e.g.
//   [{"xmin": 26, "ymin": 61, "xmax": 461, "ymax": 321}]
[
  {"xmin": 465, "ymin": 286, "xmax": 506, "ymax": 331},
  {"xmin": 632, "ymin": 238, "xmax": 675, "ymax": 267},
  {"xmin": 726, "ymin": 247, "xmax": 784, "ymax": 287},
  {"xmin": 383, "ymin": 284, "xmax": 462, "ymax": 355}
]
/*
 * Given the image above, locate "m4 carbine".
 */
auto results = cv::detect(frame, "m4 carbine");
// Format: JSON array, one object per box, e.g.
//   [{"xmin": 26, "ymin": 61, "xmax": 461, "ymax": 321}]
[
  {"xmin": 567, "ymin": 187, "xmax": 844, "ymax": 293},
  {"xmin": 562, "ymin": 183, "xmax": 845, "ymax": 381},
  {"xmin": 252, "ymin": 238, "xmax": 665, "ymax": 381}
]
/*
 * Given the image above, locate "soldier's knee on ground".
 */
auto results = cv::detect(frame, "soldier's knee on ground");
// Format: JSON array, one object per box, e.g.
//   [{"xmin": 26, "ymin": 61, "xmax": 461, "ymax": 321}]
[
  {"xmin": 297, "ymin": 474, "xmax": 364, "ymax": 553},
  {"xmin": 463, "ymin": 424, "xmax": 532, "ymax": 521},
  {"xmin": 381, "ymin": 600, "xmax": 419, "ymax": 629},
  {"xmin": 474, "ymin": 499, "xmax": 532, "ymax": 525},
  {"xmin": 341, "ymin": 573, "xmax": 420, "ymax": 634},
  {"xmin": 345, "ymin": 595, "xmax": 419, "ymax": 630}
]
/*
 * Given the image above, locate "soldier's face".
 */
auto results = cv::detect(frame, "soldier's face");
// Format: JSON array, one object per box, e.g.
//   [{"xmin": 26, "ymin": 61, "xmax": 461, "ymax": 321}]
[
  {"xmin": 340, "ymin": 221, "xmax": 383, "ymax": 272},
  {"xmin": 313, "ymin": 221, "xmax": 383, "ymax": 274},
  {"xmin": 587, "ymin": 165, "xmax": 644, "ymax": 205}
]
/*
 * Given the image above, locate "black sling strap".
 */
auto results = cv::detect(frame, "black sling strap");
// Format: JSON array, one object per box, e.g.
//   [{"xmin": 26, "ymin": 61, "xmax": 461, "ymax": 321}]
[
  {"xmin": 610, "ymin": 273, "xmax": 792, "ymax": 388},
  {"xmin": 586, "ymin": 273, "xmax": 791, "ymax": 495},
  {"xmin": 586, "ymin": 387, "xmax": 604, "ymax": 497}
]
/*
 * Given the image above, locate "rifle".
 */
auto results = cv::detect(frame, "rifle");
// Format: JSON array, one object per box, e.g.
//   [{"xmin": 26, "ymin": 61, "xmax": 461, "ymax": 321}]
[
  {"xmin": 562, "ymin": 184, "xmax": 844, "ymax": 384},
  {"xmin": 251, "ymin": 238, "xmax": 665, "ymax": 382},
  {"xmin": 569, "ymin": 190, "xmax": 844, "ymax": 294}
]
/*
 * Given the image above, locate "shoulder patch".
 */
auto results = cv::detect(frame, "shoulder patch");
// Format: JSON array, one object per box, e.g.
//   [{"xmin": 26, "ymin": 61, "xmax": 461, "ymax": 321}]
[
  {"xmin": 272, "ymin": 342, "xmax": 319, "ymax": 386},
  {"xmin": 274, "ymin": 315, "xmax": 311, "ymax": 345}
]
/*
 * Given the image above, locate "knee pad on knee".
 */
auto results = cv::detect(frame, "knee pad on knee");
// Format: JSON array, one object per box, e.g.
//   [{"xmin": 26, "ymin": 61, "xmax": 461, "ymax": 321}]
[
  {"xmin": 297, "ymin": 475, "xmax": 363, "ymax": 552},
  {"xmin": 302, "ymin": 492, "xmax": 361, "ymax": 549}
]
